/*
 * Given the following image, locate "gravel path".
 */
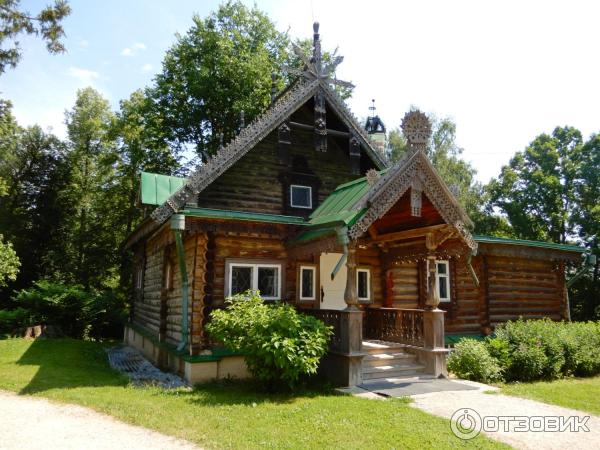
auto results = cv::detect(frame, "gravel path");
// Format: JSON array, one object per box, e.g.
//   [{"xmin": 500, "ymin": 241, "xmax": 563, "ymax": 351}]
[
  {"xmin": 410, "ymin": 381, "xmax": 600, "ymax": 449},
  {"xmin": 0, "ymin": 390, "xmax": 200, "ymax": 450}
]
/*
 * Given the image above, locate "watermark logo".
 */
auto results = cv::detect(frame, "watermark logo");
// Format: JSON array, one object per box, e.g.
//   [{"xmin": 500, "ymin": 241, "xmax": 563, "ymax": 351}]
[
  {"xmin": 450, "ymin": 408, "xmax": 590, "ymax": 440},
  {"xmin": 451, "ymin": 408, "xmax": 482, "ymax": 440}
]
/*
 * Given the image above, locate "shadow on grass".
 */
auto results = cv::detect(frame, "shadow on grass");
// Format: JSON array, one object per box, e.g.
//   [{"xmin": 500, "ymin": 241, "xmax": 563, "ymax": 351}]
[{"xmin": 16, "ymin": 338, "xmax": 128, "ymax": 395}]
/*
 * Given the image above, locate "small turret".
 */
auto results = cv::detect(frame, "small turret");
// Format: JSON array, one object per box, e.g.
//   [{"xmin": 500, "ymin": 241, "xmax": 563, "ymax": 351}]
[{"xmin": 365, "ymin": 99, "xmax": 386, "ymax": 157}]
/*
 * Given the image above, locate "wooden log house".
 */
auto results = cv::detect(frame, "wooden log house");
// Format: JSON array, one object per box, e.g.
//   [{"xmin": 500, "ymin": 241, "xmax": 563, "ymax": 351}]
[{"xmin": 123, "ymin": 24, "xmax": 583, "ymax": 386}]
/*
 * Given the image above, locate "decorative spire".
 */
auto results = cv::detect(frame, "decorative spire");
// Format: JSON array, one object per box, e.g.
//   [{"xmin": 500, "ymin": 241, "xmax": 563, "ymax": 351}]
[
  {"xmin": 369, "ymin": 99, "xmax": 376, "ymax": 118},
  {"xmin": 401, "ymin": 110, "xmax": 431, "ymax": 152},
  {"xmin": 285, "ymin": 23, "xmax": 354, "ymax": 90}
]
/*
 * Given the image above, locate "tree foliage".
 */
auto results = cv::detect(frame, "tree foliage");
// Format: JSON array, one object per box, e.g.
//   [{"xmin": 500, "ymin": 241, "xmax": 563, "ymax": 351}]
[
  {"xmin": 0, "ymin": 0, "xmax": 71, "ymax": 73},
  {"xmin": 149, "ymin": 0, "xmax": 289, "ymax": 160},
  {"xmin": 0, "ymin": 234, "xmax": 19, "ymax": 287}
]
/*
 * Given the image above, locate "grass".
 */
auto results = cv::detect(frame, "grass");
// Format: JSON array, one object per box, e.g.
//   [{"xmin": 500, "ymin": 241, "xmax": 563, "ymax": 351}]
[
  {"xmin": 0, "ymin": 338, "xmax": 507, "ymax": 449},
  {"xmin": 500, "ymin": 376, "xmax": 600, "ymax": 416}
]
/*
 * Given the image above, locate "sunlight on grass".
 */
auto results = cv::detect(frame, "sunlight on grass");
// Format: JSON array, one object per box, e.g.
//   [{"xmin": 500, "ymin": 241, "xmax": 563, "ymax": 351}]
[
  {"xmin": 0, "ymin": 338, "xmax": 507, "ymax": 449},
  {"xmin": 500, "ymin": 376, "xmax": 600, "ymax": 416}
]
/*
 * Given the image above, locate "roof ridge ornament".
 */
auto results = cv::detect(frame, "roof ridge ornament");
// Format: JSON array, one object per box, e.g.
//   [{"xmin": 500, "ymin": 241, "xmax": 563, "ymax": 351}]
[
  {"xmin": 401, "ymin": 110, "xmax": 431, "ymax": 152},
  {"xmin": 285, "ymin": 23, "xmax": 355, "ymax": 90}
]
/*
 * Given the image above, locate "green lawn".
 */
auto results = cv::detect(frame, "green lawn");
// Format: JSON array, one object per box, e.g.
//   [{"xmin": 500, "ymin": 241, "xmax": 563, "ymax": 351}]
[
  {"xmin": 500, "ymin": 376, "xmax": 600, "ymax": 416},
  {"xmin": 0, "ymin": 338, "xmax": 506, "ymax": 449}
]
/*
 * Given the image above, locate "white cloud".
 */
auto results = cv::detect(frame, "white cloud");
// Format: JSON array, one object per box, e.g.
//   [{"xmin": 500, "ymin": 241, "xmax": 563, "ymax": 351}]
[
  {"xmin": 141, "ymin": 63, "xmax": 153, "ymax": 73},
  {"xmin": 121, "ymin": 42, "xmax": 147, "ymax": 57},
  {"xmin": 67, "ymin": 67, "xmax": 100, "ymax": 84},
  {"xmin": 79, "ymin": 39, "xmax": 89, "ymax": 48}
]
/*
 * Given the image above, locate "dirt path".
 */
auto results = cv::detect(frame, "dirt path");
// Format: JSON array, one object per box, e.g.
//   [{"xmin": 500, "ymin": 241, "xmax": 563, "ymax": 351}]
[
  {"xmin": 410, "ymin": 381, "xmax": 600, "ymax": 449},
  {"xmin": 0, "ymin": 390, "xmax": 200, "ymax": 450}
]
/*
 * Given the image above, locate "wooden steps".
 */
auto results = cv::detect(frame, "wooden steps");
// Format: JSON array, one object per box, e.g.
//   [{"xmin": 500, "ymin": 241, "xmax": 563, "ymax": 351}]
[{"xmin": 361, "ymin": 340, "xmax": 426, "ymax": 380}]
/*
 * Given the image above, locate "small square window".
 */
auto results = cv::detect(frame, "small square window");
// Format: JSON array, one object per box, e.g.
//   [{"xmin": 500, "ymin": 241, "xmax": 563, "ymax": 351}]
[
  {"xmin": 430, "ymin": 260, "xmax": 450, "ymax": 302},
  {"xmin": 290, "ymin": 185, "xmax": 312, "ymax": 209},
  {"xmin": 227, "ymin": 262, "xmax": 282, "ymax": 300},
  {"xmin": 357, "ymin": 268, "xmax": 371, "ymax": 301},
  {"xmin": 299, "ymin": 266, "xmax": 316, "ymax": 300}
]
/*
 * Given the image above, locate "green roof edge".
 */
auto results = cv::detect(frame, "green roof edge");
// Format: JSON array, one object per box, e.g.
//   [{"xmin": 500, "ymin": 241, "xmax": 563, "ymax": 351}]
[
  {"xmin": 182, "ymin": 207, "xmax": 307, "ymax": 225},
  {"xmin": 474, "ymin": 235, "xmax": 583, "ymax": 253}
]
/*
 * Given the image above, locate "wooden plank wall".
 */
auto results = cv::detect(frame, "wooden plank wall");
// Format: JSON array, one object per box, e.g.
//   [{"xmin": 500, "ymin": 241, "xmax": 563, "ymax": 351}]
[
  {"xmin": 388, "ymin": 262, "xmax": 419, "ymax": 309},
  {"xmin": 445, "ymin": 258, "xmax": 484, "ymax": 334},
  {"xmin": 357, "ymin": 246, "xmax": 384, "ymax": 307},
  {"xmin": 197, "ymin": 129, "xmax": 374, "ymax": 214}
]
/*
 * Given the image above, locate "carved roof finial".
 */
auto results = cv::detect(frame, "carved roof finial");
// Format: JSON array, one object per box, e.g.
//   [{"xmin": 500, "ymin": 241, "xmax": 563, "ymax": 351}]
[{"xmin": 401, "ymin": 110, "xmax": 431, "ymax": 151}]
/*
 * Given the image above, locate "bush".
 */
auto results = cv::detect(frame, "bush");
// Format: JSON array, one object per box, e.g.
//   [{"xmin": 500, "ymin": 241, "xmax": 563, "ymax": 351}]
[
  {"xmin": 447, "ymin": 338, "xmax": 502, "ymax": 383},
  {"xmin": 448, "ymin": 319, "xmax": 600, "ymax": 383},
  {"xmin": 10, "ymin": 281, "xmax": 126, "ymax": 339},
  {"xmin": 206, "ymin": 291, "xmax": 332, "ymax": 389},
  {"xmin": 0, "ymin": 307, "xmax": 33, "ymax": 334}
]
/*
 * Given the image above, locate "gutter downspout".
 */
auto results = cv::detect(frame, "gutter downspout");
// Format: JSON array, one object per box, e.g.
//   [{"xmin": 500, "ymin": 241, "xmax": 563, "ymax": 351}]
[
  {"xmin": 171, "ymin": 214, "xmax": 189, "ymax": 352},
  {"xmin": 331, "ymin": 226, "xmax": 349, "ymax": 280},
  {"xmin": 466, "ymin": 252, "xmax": 480, "ymax": 288}
]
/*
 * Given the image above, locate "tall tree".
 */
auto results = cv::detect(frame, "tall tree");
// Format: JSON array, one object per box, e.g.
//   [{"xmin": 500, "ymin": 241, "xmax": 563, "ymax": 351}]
[
  {"xmin": 488, "ymin": 127, "xmax": 582, "ymax": 243},
  {"xmin": 62, "ymin": 87, "xmax": 117, "ymax": 289},
  {"xmin": 0, "ymin": 0, "xmax": 71, "ymax": 73},
  {"xmin": 149, "ymin": 1, "xmax": 289, "ymax": 160}
]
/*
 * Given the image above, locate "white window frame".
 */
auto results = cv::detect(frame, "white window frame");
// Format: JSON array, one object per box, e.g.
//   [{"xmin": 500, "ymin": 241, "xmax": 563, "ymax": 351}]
[
  {"xmin": 356, "ymin": 268, "xmax": 371, "ymax": 301},
  {"xmin": 136, "ymin": 267, "xmax": 144, "ymax": 290},
  {"xmin": 290, "ymin": 184, "xmax": 312, "ymax": 209},
  {"xmin": 436, "ymin": 260, "xmax": 451, "ymax": 302},
  {"xmin": 227, "ymin": 262, "xmax": 282, "ymax": 300},
  {"xmin": 299, "ymin": 265, "xmax": 316, "ymax": 301}
]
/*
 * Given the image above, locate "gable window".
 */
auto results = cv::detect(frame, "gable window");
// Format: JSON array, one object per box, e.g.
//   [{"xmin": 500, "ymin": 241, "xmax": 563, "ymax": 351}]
[
  {"xmin": 357, "ymin": 268, "xmax": 371, "ymax": 301},
  {"xmin": 299, "ymin": 265, "xmax": 316, "ymax": 301},
  {"xmin": 227, "ymin": 262, "xmax": 281, "ymax": 300},
  {"xmin": 290, "ymin": 185, "xmax": 312, "ymax": 209}
]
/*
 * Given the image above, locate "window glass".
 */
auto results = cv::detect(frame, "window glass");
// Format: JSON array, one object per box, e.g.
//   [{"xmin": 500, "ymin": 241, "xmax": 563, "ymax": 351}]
[
  {"xmin": 437, "ymin": 262, "xmax": 447, "ymax": 274},
  {"xmin": 357, "ymin": 269, "xmax": 370, "ymax": 300},
  {"xmin": 291, "ymin": 185, "xmax": 312, "ymax": 208},
  {"xmin": 257, "ymin": 267, "xmax": 278, "ymax": 298},
  {"xmin": 439, "ymin": 276, "xmax": 448, "ymax": 299},
  {"xmin": 301, "ymin": 267, "xmax": 314, "ymax": 299},
  {"xmin": 231, "ymin": 266, "xmax": 252, "ymax": 295}
]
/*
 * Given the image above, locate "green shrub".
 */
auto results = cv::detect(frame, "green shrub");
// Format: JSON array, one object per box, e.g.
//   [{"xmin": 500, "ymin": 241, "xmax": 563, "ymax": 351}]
[
  {"xmin": 11, "ymin": 281, "xmax": 126, "ymax": 339},
  {"xmin": 447, "ymin": 338, "xmax": 502, "ymax": 383},
  {"xmin": 0, "ymin": 307, "xmax": 33, "ymax": 334},
  {"xmin": 206, "ymin": 291, "xmax": 332, "ymax": 389}
]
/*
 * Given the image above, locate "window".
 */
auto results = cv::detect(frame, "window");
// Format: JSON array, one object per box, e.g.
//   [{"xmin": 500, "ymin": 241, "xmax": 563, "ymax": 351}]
[
  {"xmin": 435, "ymin": 260, "xmax": 450, "ymax": 302},
  {"xmin": 164, "ymin": 261, "xmax": 173, "ymax": 291},
  {"xmin": 357, "ymin": 268, "xmax": 371, "ymax": 301},
  {"xmin": 290, "ymin": 185, "xmax": 312, "ymax": 209},
  {"xmin": 227, "ymin": 262, "xmax": 281, "ymax": 300},
  {"xmin": 299, "ymin": 266, "xmax": 316, "ymax": 300},
  {"xmin": 136, "ymin": 266, "xmax": 144, "ymax": 290}
]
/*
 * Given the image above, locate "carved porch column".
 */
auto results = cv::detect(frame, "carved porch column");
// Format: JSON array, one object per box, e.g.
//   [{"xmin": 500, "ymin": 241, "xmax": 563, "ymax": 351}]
[
  {"xmin": 344, "ymin": 242, "xmax": 359, "ymax": 310},
  {"xmin": 425, "ymin": 255, "xmax": 440, "ymax": 309}
]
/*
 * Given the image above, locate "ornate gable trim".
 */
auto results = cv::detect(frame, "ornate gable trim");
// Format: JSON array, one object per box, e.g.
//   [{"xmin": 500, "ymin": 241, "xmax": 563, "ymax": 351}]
[
  {"xmin": 150, "ymin": 79, "xmax": 319, "ymax": 224},
  {"xmin": 348, "ymin": 150, "xmax": 477, "ymax": 251}
]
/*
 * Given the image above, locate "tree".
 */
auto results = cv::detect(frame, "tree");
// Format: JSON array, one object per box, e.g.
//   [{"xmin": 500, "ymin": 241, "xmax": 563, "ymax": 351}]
[
  {"xmin": 488, "ymin": 127, "xmax": 582, "ymax": 243},
  {"xmin": 0, "ymin": 234, "xmax": 19, "ymax": 288},
  {"xmin": 149, "ymin": 1, "xmax": 289, "ymax": 160},
  {"xmin": 62, "ymin": 87, "xmax": 117, "ymax": 289},
  {"xmin": 0, "ymin": 0, "xmax": 71, "ymax": 74}
]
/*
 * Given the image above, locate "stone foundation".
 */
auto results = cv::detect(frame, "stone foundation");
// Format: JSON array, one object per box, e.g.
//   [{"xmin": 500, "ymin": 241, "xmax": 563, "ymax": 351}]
[{"xmin": 124, "ymin": 325, "xmax": 250, "ymax": 385}]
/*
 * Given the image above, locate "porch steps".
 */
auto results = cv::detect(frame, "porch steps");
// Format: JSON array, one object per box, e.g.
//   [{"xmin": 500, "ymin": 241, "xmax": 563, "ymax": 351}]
[{"xmin": 361, "ymin": 340, "xmax": 426, "ymax": 381}]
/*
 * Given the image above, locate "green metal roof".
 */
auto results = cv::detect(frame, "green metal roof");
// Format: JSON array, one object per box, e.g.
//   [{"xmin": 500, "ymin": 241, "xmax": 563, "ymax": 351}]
[
  {"xmin": 474, "ymin": 235, "xmax": 583, "ymax": 253},
  {"xmin": 182, "ymin": 207, "xmax": 306, "ymax": 225},
  {"xmin": 140, "ymin": 172, "xmax": 187, "ymax": 206}
]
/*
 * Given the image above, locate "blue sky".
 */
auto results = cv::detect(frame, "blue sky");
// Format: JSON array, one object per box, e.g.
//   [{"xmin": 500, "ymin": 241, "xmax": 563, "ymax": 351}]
[{"xmin": 2, "ymin": 0, "xmax": 599, "ymax": 182}]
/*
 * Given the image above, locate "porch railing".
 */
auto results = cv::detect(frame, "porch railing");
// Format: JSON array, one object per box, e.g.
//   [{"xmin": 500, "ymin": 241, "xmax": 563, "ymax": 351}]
[
  {"xmin": 364, "ymin": 308, "xmax": 425, "ymax": 347},
  {"xmin": 301, "ymin": 309, "xmax": 343, "ymax": 352}
]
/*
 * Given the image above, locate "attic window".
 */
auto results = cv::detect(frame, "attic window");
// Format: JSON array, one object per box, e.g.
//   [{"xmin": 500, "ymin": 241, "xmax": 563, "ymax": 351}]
[{"xmin": 290, "ymin": 185, "xmax": 312, "ymax": 209}]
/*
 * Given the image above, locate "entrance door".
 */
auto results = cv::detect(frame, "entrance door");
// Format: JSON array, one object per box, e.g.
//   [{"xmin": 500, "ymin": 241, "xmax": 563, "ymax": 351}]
[{"xmin": 319, "ymin": 253, "xmax": 347, "ymax": 310}]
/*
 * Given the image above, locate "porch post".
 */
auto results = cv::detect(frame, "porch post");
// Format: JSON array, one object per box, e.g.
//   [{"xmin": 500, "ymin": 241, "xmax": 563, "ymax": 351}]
[
  {"xmin": 344, "ymin": 242, "xmax": 359, "ymax": 310},
  {"xmin": 425, "ymin": 255, "xmax": 440, "ymax": 309}
]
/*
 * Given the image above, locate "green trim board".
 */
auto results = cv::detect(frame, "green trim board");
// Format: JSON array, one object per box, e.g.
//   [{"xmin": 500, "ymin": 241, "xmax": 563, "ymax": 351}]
[
  {"xmin": 474, "ymin": 235, "xmax": 583, "ymax": 253},
  {"xmin": 182, "ymin": 207, "xmax": 306, "ymax": 225},
  {"xmin": 140, "ymin": 172, "xmax": 187, "ymax": 206}
]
